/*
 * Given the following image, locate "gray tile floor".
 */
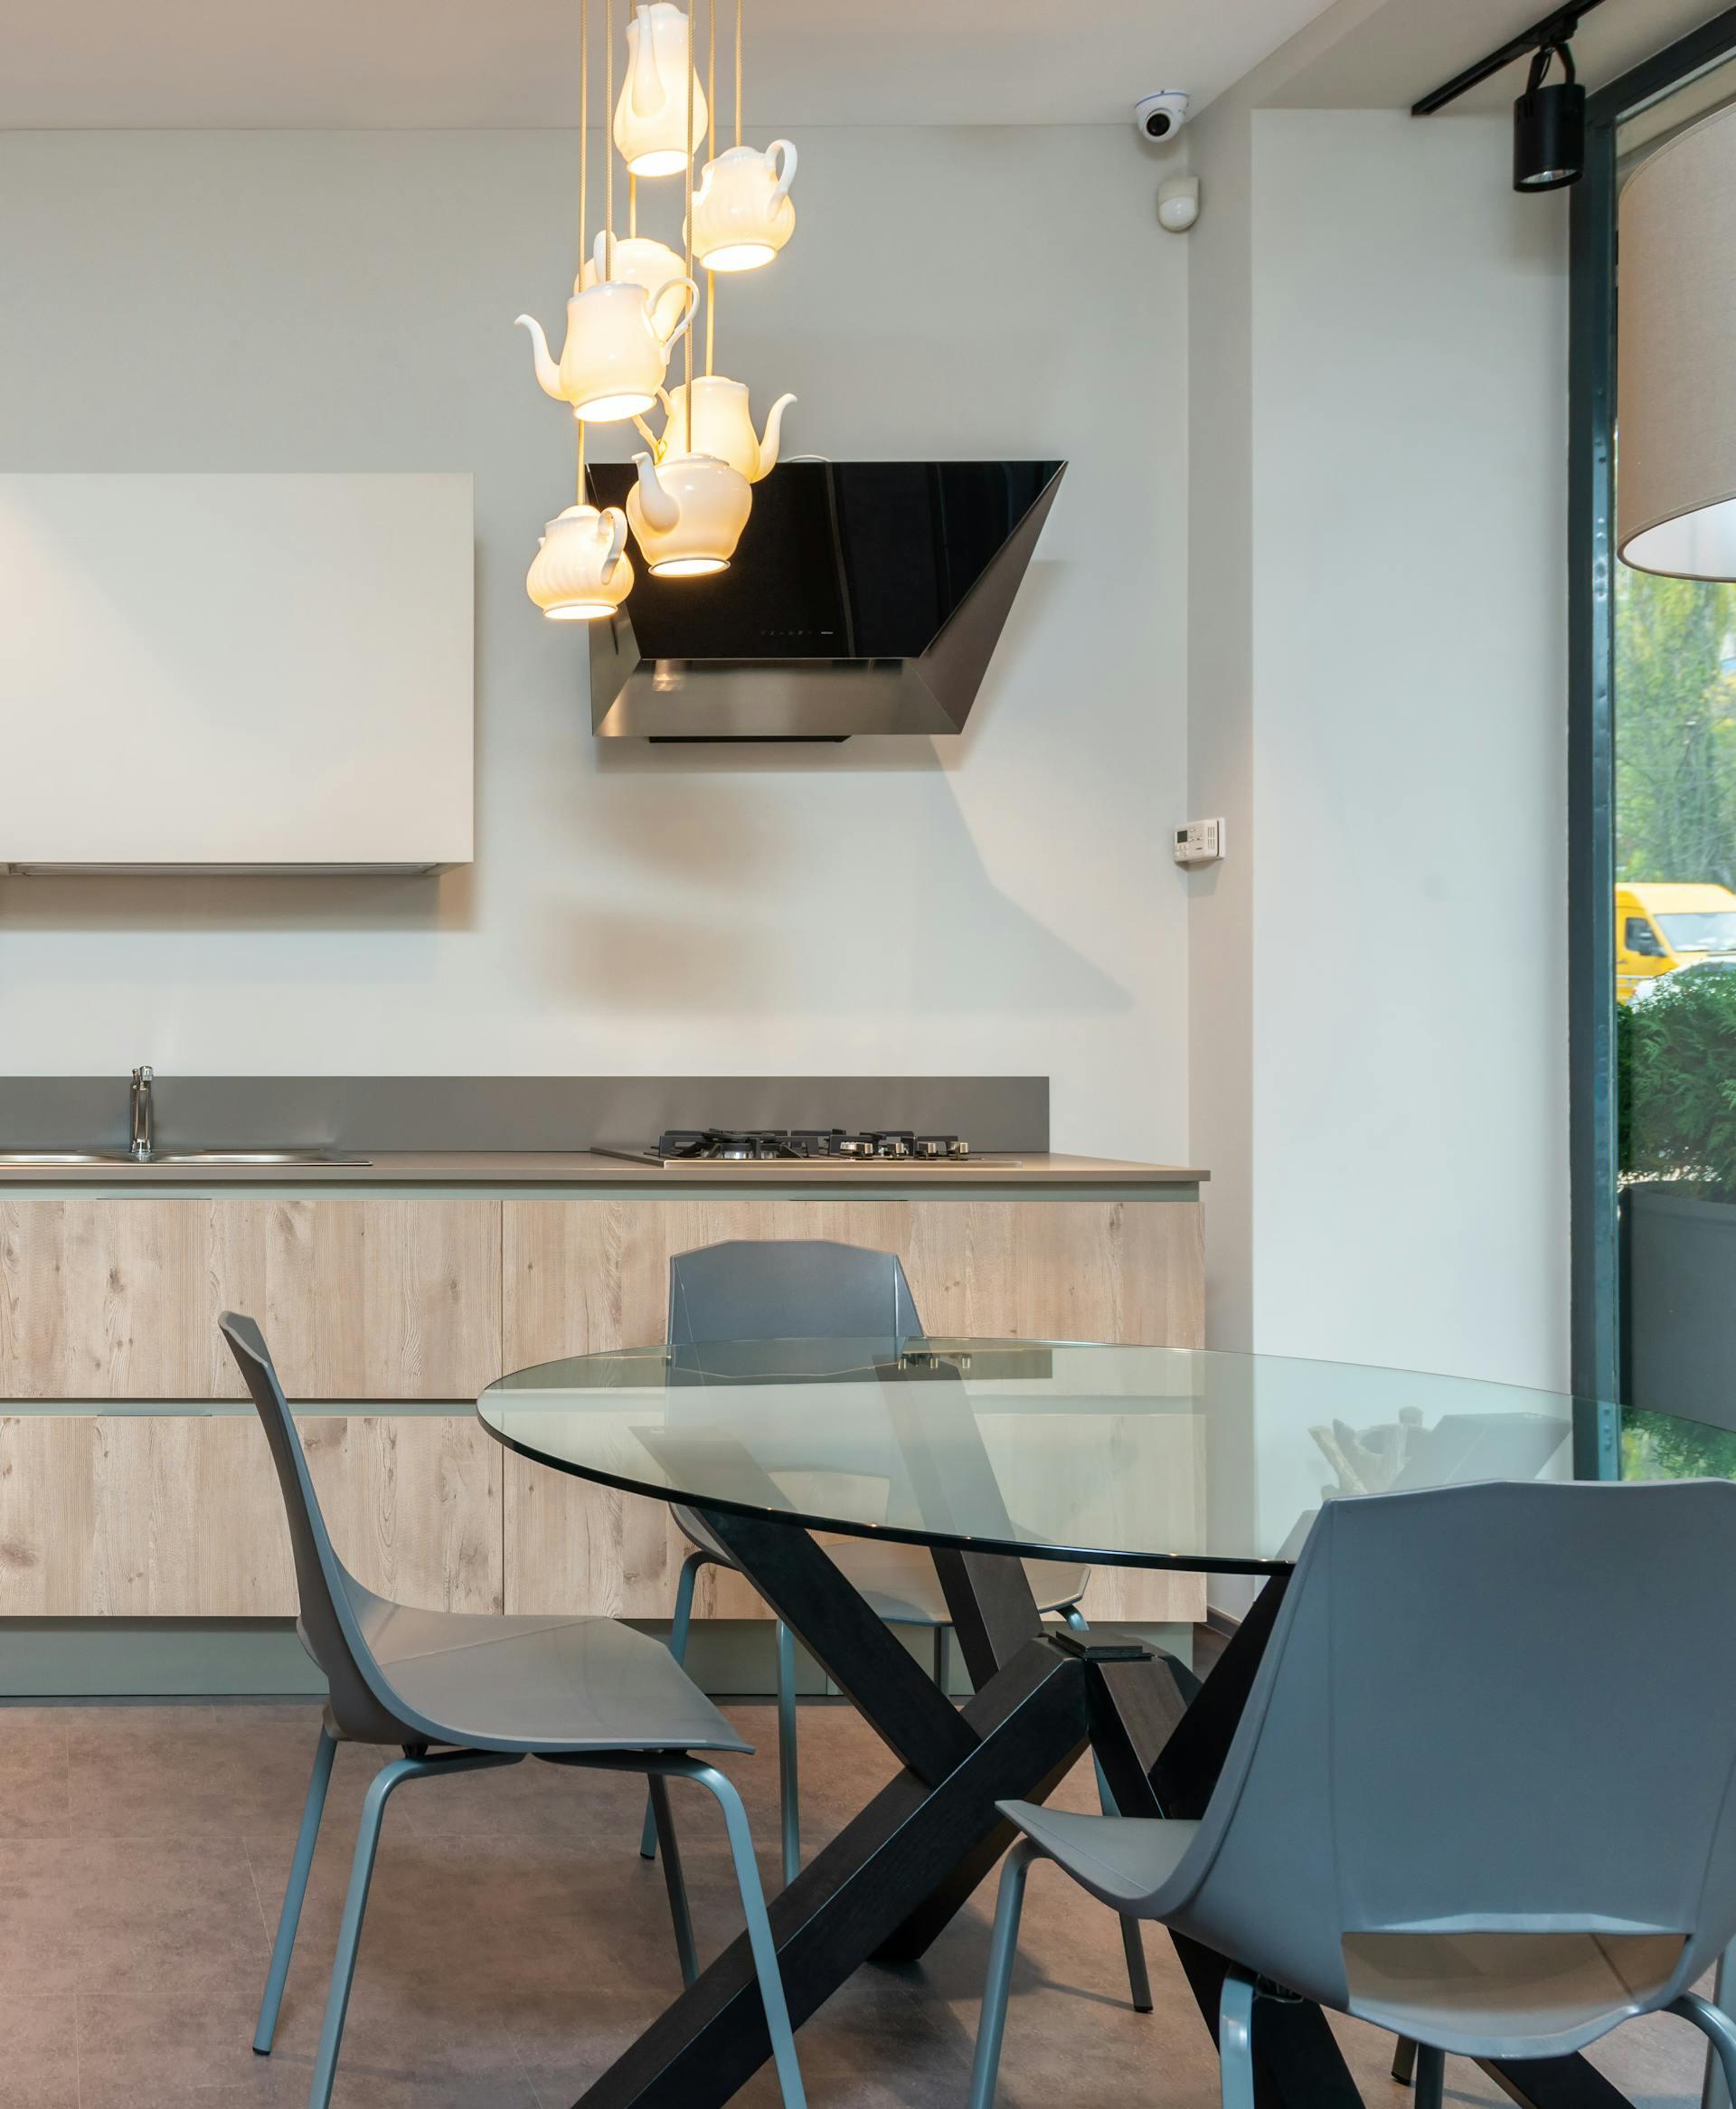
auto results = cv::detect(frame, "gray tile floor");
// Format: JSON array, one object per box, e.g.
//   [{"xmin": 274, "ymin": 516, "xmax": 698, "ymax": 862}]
[{"xmin": 0, "ymin": 1692, "xmax": 1712, "ymax": 2108}]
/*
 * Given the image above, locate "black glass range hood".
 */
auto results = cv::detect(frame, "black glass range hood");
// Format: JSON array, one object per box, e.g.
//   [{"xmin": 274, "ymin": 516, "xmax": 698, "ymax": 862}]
[{"xmin": 582, "ymin": 459, "xmax": 1065, "ymax": 741}]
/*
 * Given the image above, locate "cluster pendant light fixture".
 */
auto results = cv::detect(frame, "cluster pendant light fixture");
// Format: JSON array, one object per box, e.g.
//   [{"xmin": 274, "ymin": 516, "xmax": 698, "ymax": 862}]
[{"xmin": 515, "ymin": 0, "xmax": 799, "ymax": 619}]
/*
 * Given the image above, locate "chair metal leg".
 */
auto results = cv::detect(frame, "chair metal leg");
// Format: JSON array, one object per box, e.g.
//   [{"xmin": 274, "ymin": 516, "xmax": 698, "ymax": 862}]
[
  {"xmin": 776, "ymin": 1618, "xmax": 800, "ymax": 1887},
  {"xmin": 1218, "ymin": 1966, "xmax": 1258, "ymax": 2109},
  {"xmin": 1414, "ymin": 2044, "xmax": 1446, "ymax": 2109},
  {"xmin": 648, "ymin": 1774, "xmax": 699, "ymax": 1989},
  {"xmin": 932, "ymin": 1624, "xmax": 948, "ymax": 1690},
  {"xmin": 1392, "ymin": 2036, "xmax": 1420, "ymax": 2085},
  {"xmin": 1702, "ymin": 1946, "xmax": 1736, "ymax": 2109},
  {"xmin": 1065, "ymin": 1600, "xmax": 1154, "ymax": 2014},
  {"xmin": 254, "ymin": 1721, "xmax": 336, "ymax": 2055},
  {"xmin": 641, "ymin": 1549, "xmax": 708, "ymax": 1860},
  {"xmin": 685, "ymin": 1761, "xmax": 808, "ymax": 2109},
  {"xmin": 967, "ymin": 1836, "xmax": 1040, "ymax": 2109},
  {"xmin": 307, "ymin": 1749, "xmax": 518, "ymax": 2109},
  {"xmin": 1673, "ymin": 1990, "xmax": 1736, "ymax": 2109}
]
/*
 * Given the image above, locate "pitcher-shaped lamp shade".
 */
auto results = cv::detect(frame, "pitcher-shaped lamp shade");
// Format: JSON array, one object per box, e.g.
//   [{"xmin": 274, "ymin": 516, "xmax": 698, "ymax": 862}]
[
  {"xmin": 516, "ymin": 263, "xmax": 698, "ymax": 423},
  {"xmin": 626, "ymin": 451, "xmax": 752, "ymax": 576},
  {"xmin": 1618, "ymin": 105, "xmax": 1736, "ymax": 579},
  {"xmin": 527, "ymin": 504, "xmax": 634, "ymax": 619},
  {"xmin": 580, "ymin": 232, "xmax": 690, "ymax": 312},
  {"xmin": 613, "ymin": 2, "xmax": 709, "ymax": 177},
  {"xmin": 643, "ymin": 377, "xmax": 794, "ymax": 483},
  {"xmin": 689, "ymin": 141, "xmax": 797, "ymax": 272}
]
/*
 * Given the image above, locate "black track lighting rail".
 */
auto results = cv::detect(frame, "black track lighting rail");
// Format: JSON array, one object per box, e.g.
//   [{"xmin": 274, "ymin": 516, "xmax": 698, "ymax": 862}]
[{"xmin": 1411, "ymin": 0, "xmax": 1607, "ymax": 115}]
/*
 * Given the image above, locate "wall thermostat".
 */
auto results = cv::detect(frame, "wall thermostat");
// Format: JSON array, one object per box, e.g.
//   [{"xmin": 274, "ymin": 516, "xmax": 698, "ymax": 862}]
[{"xmin": 1173, "ymin": 818, "xmax": 1225, "ymax": 866}]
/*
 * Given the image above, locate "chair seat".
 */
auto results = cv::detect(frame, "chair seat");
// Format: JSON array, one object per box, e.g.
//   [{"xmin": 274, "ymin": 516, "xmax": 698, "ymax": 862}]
[
  {"xmin": 828, "ymin": 1539, "xmax": 1090, "ymax": 1624},
  {"xmin": 343, "ymin": 1589, "xmax": 751, "ymax": 1757},
  {"xmin": 997, "ymin": 1801, "xmax": 1201, "ymax": 1913},
  {"xmin": 1340, "ymin": 1929, "xmax": 1691, "ymax": 2061}
]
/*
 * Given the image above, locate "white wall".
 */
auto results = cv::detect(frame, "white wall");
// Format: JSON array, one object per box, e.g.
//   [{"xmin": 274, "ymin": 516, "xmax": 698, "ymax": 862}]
[
  {"xmin": 1189, "ymin": 100, "xmax": 1571, "ymax": 1392},
  {"xmin": 0, "ymin": 127, "xmax": 1191, "ymax": 1163}
]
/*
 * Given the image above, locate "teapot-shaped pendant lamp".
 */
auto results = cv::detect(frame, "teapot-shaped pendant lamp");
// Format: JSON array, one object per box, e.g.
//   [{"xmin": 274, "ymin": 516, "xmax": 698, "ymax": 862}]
[
  {"xmin": 627, "ymin": 449, "xmax": 752, "ymax": 576},
  {"xmin": 689, "ymin": 138, "xmax": 797, "ymax": 273},
  {"xmin": 636, "ymin": 376, "xmax": 794, "ymax": 482},
  {"xmin": 526, "ymin": 502, "xmax": 634, "ymax": 620},
  {"xmin": 517, "ymin": 233, "xmax": 697, "ymax": 422},
  {"xmin": 613, "ymin": 3, "xmax": 708, "ymax": 177},
  {"xmin": 580, "ymin": 230, "xmax": 689, "ymax": 310}
]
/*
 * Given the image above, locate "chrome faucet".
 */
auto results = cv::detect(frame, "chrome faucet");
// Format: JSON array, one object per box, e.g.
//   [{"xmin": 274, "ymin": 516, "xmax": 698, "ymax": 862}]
[{"xmin": 129, "ymin": 1066, "xmax": 155, "ymax": 1160}]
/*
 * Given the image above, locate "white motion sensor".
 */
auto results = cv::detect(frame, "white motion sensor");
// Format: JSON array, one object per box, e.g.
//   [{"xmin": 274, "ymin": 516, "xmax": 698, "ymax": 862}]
[
  {"xmin": 1135, "ymin": 90, "xmax": 1190, "ymax": 142},
  {"xmin": 1157, "ymin": 175, "xmax": 1201, "ymax": 232}
]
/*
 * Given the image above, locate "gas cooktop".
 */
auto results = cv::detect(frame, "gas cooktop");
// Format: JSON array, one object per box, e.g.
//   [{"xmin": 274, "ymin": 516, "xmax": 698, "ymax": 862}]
[{"xmin": 593, "ymin": 1128, "xmax": 1023, "ymax": 1167}]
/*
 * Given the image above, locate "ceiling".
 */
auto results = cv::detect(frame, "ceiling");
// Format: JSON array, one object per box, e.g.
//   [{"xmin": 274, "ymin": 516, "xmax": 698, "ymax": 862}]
[
  {"xmin": 0, "ymin": 0, "xmax": 1341, "ymax": 129},
  {"xmin": 1269, "ymin": 0, "xmax": 1726, "ymax": 110}
]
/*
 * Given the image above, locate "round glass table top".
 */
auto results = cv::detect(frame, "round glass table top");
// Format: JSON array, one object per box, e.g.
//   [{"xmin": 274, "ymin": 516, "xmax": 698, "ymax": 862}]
[{"xmin": 475, "ymin": 1337, "xmax": 1643, "ymax": 1574}]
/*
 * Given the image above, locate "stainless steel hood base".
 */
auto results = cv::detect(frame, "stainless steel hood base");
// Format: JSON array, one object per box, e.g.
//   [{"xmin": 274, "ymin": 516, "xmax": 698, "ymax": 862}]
[{"xmin": 589, "ymin": 462, "xmax": 1064, "ymax": 742}]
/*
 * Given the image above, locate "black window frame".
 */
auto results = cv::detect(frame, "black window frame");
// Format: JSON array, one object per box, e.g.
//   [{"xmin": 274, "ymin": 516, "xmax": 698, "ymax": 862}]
[{"xmin": 1570, "ymin": 5, "xmax": 1736, "ymax": 1475}]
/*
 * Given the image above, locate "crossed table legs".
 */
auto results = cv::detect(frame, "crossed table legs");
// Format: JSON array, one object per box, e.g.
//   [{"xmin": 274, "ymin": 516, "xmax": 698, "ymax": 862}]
[{"xmin": 566, "ymin": 1508, "xmax": 1634, "ymax": 2109}]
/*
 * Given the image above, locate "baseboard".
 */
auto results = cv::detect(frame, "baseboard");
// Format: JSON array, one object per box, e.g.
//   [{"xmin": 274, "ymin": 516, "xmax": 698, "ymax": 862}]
[{"xmin": 0, "ymin": 1615, "xmax": 1197, "ymax": 1700}]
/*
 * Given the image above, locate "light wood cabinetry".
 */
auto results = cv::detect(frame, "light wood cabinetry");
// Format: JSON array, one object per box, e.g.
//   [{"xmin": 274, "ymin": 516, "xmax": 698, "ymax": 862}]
[
  {"xmin": 500, "ymin": 1196, "xmax": 1206, "ymax": 1625},
  {"xmin": 0, "ymin": 1197, "xmax": 501, "ymax": 1399},
  {"xmin": 0, "ymin": 1186, "xmax": 1204, "ymax": 1629},
  {"xmin": 0, "ymin": 1412, "xmax": 502, "ymax": 1616}
]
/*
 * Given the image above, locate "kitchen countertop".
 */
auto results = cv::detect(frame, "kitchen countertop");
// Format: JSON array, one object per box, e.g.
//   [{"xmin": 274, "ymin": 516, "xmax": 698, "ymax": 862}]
[{"xmin": 0, "ymin": 1150, "xmax": 1207, "ymax": 1190}]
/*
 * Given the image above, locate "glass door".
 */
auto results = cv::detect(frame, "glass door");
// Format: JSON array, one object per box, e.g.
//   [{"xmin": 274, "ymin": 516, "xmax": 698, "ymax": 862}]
[{"xmin": 1611, "ymin": 53, "xmax": 1736, "ymax": 1471}]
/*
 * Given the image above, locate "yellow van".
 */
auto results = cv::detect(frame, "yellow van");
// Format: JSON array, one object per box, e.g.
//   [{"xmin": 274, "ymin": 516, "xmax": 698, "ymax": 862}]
[{"xmin": 1616, "ymin": 881, "xmax": 1736, "ymax": 999}]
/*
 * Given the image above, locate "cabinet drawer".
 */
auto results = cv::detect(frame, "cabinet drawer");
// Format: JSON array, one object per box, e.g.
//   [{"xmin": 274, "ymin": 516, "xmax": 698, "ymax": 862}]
[
  {"xmin": 0, "ymin": 1197, "xmax": 502, "ymax": 1399},
  {"xmin": 0, "ymin": 1410, "xmax": 502, "ymax": 1616}
]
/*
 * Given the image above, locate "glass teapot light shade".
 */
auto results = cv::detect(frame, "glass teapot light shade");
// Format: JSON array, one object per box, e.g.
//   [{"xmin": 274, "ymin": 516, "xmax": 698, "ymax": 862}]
[
  {"xmin": 613, "ymin": 3, "xmax": 709, "ymax": 177},
  {"xmin": 516, "ymin": 265, "xmax": 697, "ymax": 423},
  {"xmin": 627, "ymin": 449, "xmax": 752, "ymax": 575},
  {"xmin": 688, "ymin": 142, "xmax": 797, "ymax": 271},
  {"xmin": 526, "ymin": 504, "xmax": 635, "ymax": 620}
]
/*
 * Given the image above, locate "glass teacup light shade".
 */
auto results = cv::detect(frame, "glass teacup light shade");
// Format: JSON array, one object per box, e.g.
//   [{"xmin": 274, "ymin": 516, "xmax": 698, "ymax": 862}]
[
  {"xmin": 689, "ymin": 141, "xmax": 797, "ymax": 272},
  {"xmin": 613, "ymin": 2, "xmax": 709, "ymax": 177},
  {"xmin": 526, "ymin": 504, "xmax": 634, "ymax": 620}
]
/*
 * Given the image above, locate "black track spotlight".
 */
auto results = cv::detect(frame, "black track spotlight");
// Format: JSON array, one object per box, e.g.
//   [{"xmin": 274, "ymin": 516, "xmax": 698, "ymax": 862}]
[{"xmin": 1513, "ymin": 40, "xmax": 1586, "ymax": 191}]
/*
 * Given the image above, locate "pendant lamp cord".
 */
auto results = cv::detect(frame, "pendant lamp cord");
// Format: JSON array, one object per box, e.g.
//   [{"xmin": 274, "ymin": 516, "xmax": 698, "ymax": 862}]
[
  {"xmin": 629, "ymin": 171, "xmax": 637, "ymax": 237},
  {"xmin": 705, "ymin": 0, "xmax": 716, "ymax": 377},
  {"xmin": 604, "ymin": 0, "xmax": 615, "ymax": 275},
  {"xmin": 577, "ymin": 0, "xmax": 590, "ymax": 506},
  {"xmin": 735, "ymin": 0, "xmax": 742, "ymax": 147},
  {"xmin": 684, "ymin": 3, "xmax": 695, "ymax": 449}
]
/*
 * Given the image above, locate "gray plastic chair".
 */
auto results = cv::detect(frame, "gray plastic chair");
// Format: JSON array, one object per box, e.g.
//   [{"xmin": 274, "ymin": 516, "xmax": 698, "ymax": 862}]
[
  {"xmin": 219, "ymin": 1312, "xmax": 805, "ymax": 2109},
  {"xmin": 637, "ymin": 1239, "xmax": 1151, "ymax": 2006},
  {"xmin": 968, "ymin": 1478, "xmax": 1736, "ymax": 2109}
]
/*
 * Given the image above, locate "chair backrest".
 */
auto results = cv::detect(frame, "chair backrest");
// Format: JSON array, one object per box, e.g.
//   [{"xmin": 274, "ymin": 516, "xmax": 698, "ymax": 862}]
[
  {"xmin": 667, "ymin": 1239, "xmax": 924, "ymax": 1347},
  {"xmin": 1170, "ymin": 1479, "xmax": 1736, "ymax": 2015},
  {"xmin": 219, "ymin": 1311, "xmax": 418, "ymax": 1745}
]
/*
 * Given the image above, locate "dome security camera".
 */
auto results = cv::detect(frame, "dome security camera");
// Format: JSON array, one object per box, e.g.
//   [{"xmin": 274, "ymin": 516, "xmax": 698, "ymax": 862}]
[{"xmin": 1135, "ymin": 90, "xmax": 1190, "ymax": 142}]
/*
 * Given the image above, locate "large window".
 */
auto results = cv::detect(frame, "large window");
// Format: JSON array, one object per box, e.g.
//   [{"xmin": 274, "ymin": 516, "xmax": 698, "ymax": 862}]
[{"xmin": 1573, "ymin": 18, "xmax": 1736, "ymax": 1473}]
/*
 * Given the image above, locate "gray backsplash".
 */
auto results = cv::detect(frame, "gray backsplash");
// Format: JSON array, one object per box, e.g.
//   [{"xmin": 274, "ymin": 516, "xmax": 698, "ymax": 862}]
[{"xmin": 0, "ymin": 1076, "xmax": 1049, "ymax": 1154}]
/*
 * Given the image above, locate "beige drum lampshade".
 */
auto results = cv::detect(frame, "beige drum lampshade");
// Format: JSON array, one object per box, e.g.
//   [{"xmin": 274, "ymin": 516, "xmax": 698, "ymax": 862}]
[{"xmin": 1618, "ymin": 104, "xmax": 1736, "ymax": 579}]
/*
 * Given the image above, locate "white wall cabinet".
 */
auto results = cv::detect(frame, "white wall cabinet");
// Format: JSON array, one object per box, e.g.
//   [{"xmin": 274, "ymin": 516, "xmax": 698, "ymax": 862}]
[{"xmin": 0, "ymin": 473, "xmax": 473, "ymax": 872}]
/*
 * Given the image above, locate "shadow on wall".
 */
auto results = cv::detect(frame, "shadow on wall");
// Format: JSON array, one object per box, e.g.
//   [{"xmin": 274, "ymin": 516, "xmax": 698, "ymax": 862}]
[
  {"xmin": 0, "ymin": 864, "xmax": 479, "ymax": 936},
  {"xmin": 542, "ymin": 766, "xmax": 1133, "ymax": 1017}
]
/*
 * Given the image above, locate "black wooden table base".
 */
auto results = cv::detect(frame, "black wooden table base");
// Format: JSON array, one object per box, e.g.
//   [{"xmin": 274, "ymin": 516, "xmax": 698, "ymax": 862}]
[{"xmin": 567, "ymin": 1509, "xmax": 1636, "ymax": 2109}]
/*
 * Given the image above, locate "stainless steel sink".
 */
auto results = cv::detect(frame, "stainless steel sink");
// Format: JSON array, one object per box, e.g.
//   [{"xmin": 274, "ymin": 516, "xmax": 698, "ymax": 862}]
[{"xmin": 0, "ymin": 1149, "xmax": 371, "ymax": 1167}]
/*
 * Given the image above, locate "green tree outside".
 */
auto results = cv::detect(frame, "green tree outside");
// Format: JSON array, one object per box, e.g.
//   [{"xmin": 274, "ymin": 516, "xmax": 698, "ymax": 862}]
[{"xmin": 1616, "ymin": 565, "xmax": 1736, "ymax": 884}]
